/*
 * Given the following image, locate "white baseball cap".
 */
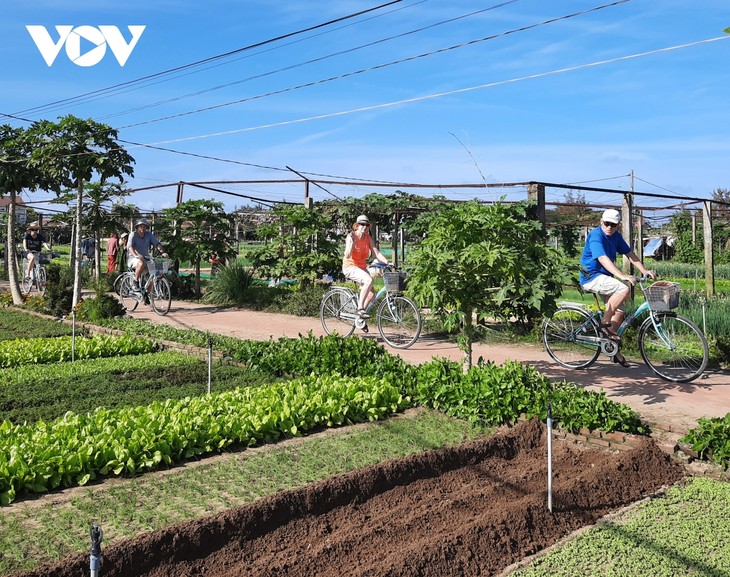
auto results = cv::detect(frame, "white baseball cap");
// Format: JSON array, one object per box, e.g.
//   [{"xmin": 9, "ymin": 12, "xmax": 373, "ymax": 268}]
[{"xmin": 601, "ymin": 209, "xmax": 621, "ymax": 224}]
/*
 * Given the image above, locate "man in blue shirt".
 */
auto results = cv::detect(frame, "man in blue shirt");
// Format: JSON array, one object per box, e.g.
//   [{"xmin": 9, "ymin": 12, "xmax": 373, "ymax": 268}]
[{"xmin": 579, "ymin": 209, "xmax": 655, "ymax": 366}]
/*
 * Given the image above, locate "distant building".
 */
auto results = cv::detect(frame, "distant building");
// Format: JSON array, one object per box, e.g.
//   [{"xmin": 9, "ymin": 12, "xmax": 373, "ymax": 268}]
[
  {"xmin": 0, "ymin": 196, "xmax": 28, "ymax": 224},
  {"xmin": 644, "ymin": 236, "xmax": 676, "ymax": 260}
]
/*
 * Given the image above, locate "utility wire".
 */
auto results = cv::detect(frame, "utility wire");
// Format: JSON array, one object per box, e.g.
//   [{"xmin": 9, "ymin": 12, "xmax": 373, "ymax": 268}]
[
  {"xmin": 13, "ymin": 0, "xmax": 405, "ymax": 116},
  {"xmin": 127, "ymin": 36, "xmax": 729, "ymax": 148},
  {"xmin": 101, "ymin": 0, "xmax": 520, "ymax": 121},
  {"xmin": 116, "ymin": 0, "xmax": 625, "ymax": 130}
]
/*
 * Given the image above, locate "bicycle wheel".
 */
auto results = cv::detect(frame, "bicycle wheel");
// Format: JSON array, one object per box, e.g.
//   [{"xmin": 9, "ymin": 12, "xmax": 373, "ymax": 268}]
[
  {"xmin": 542, "ymin": 306, "xmax": 601, "ymax": 369},
  {"xmin": 150, "ymin": 276, "xmax": 172, "ymax": 316},
  {"xmin": 376, "ymin": 295, "xmax": 422, "ymax": 349},
  {"xmin": 20, "ymin": 267, "xmax": 32, "ymax": 293},
  {"xmin": 320, "ymin": 288, "xmax": 357, "ymax": 337},
  {"xmin": 119, "ymin": 275, "xmax": 139, "ymax": 312},
  {"xmin": 638, "ymin": 313, "xmax": 708, "ymax": 383},
  {"xmin": 113, "ymin": 273, "xmax": 128, "ymax": 296},
  {"xmin": 37, "ymin": 266, "xmax": 47, "ymax": 296}
]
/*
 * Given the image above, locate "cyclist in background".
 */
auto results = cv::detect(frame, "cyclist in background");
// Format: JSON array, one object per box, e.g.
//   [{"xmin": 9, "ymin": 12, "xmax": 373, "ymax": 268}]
[
  {"xmin": 342, "ymin": 214, "xmax": 389, "ymax": 318},
  {"xmin": 22, "ymin": 222, "xmax": 50, "ymax": 280},
  {"xmin": 126, "ymin": 218, "xmax": 168, "ymax": 291},
  {"xmin": 579, "ymin": 208, "xmax": 655, "ymax": 366}
]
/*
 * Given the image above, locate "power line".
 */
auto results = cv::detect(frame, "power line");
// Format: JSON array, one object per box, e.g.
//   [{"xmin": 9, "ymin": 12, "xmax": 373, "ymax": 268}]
[
  {"xmin": 116, "ymin": 0, "xmax": 625, "ymax": 130},
  {"xmin": 126, "ymin": 36, "xmax": 728, "ymax": 149},
  {"xmin": 102, "ymin": 0, "xmax": 520, "ymax": 122},
  {"xmin": 13, "ymin": 0, "xmax": 406, "ymax": 117}
]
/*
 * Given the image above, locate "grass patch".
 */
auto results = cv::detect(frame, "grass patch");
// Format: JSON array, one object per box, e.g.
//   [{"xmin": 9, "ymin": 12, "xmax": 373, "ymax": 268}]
[
  {"xmin": 512, "ymin": 477, "xmax": 730, "ymax": 577},
  {"xmin": 0, "ymin": 308, "xmax": 74, "ymax": 341},
  {"xmin": 0, "ymin": 351, "xmax": 281, "ymax": 424},
  {"xmin": 0, "ymin": 408, "xmax": 490, "ymax": 575}
]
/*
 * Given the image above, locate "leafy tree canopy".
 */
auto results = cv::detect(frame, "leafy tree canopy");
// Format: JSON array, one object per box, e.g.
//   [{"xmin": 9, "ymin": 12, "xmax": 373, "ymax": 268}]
[{"xmin": 407, "ymin": 200, "xmax": 572, "ymax": 367}]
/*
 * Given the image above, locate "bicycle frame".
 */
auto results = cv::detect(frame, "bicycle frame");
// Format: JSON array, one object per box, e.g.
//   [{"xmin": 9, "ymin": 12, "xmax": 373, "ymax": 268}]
[
  {"xmin": 334, "ymin": 285, "xmax": 390, "ymax": 323},
  {"xmin": 570, "ymin": 282, "xmax": 675, "ymax": 352}
]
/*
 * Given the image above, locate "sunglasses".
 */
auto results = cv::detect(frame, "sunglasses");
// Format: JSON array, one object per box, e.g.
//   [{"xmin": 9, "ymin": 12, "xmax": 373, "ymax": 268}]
[{"xmin": 602, "ymin": 221, "xmax": 619, "ymax": 228}]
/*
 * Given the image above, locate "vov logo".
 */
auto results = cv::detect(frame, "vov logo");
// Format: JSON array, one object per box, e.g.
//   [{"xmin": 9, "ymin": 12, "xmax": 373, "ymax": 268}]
[{"xmin": 26, "ymin": 25, "xmax": 146, "ymax": 67}]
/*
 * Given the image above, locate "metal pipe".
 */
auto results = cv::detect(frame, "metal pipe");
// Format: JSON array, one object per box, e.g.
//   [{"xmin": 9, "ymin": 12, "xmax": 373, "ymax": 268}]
[
  {"xmin": 71, "ymin": 310, "xmax": 76, "ymax": 362},
  {"xmin": 207, "ymin": 337, "xmax": 213, "ymax": 395},
  {"xmin": 547, "ymin": 403, "xmax": 553, "ymax": 514},
  {"xmin": 89, "ymin": 524, "xmax": 103, "ymax": 577}
]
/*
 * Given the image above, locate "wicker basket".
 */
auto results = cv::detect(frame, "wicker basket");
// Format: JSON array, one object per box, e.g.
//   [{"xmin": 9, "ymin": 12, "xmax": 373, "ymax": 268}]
[
  {"xmin": 153, "ymin": 258, "xmax": 171, "ymax": 276},
  {"xmin": 644, "ymin": 281, "xmax": 680, "ymax": 311},
  {"xmin": 383, "ymin": 271, "xmax": 406, "ymax": 292}
]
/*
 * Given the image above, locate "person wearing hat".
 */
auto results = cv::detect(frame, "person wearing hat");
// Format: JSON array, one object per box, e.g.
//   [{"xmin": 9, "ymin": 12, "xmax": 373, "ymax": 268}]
[
  {"xmin": 22, "ymin": 222, "xmax": 50, "ymax": 280},
  {"xmin": 126, "ymin": 219, "xmax": 168, "ymax": 291},
  {"xmin": 342, "ymin": 215, "xmax": 389, "ymax": 319},
  {"xmin": 579, "ymin": 208, "xmax": 655, "ymax": 366}
]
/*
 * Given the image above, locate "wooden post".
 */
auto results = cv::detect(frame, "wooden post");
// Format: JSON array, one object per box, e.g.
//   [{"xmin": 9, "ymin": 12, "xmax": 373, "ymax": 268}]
[
  {"xmin": 621, "ymin": 193, "xmax": 634, "ymax": 274},
  {"xmin": 527, "ymin": 182, "xmax": 546, "ymax": 229},
  {"xmin": 703, "ymin": 200, "xmax": 715, "ymax": 297},
  {"xmin": 635, "ymin": 209, "xmax": 644, "ymax": 262},
  {"xmin": 392, "ymin": 211, "xmax": 399, "ymax": 268}
]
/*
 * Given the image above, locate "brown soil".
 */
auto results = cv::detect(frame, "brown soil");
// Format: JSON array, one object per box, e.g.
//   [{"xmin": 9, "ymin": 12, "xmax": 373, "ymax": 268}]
[{"xmin": 14, "ymin": 419, "xmax": 684, "ymax": 577}]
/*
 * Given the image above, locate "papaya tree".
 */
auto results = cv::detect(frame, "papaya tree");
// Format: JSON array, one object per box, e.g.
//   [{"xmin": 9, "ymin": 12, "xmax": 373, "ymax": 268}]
[
  {"xmin": 247, "ymin": 204, "xmax": 341, "ymax": 287},
  {"xmin": 158, "ymin": 199, "xmax": 233, "ymax": 298},
  {"xmin": 27, "ymin": 115, "xmax": 134, "ymax": 306},
  {"xmin": 407, "ymin": 200, "xmax": 572, "ymax": 369}
]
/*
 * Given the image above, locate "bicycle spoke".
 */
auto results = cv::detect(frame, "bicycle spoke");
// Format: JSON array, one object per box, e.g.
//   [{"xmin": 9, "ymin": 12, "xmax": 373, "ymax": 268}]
[
  {"xmin": 377, "ymin": 295, "xmax": 421, "ymax": 349},
  {"xmin": 320, "ymin": 290, "xmax": 356, "ymax": 337},
  {"xmin": 639, "ymin": 314, "xmax": 708, "ymax": 383},
  {"xmin": 150, "ymin": 277, "xmax": 172, "ymax": 316},
  {"xmin": 119, "ymin": 275, "xmax": 139, "ymax": 312},
  {"xmin": 543, "ymin": 307, "xmax": 601, "ymax": 369}
]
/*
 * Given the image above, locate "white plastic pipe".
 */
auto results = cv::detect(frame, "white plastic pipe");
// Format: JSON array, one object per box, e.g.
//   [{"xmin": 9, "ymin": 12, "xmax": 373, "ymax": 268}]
[{"xmin": 547, "ymin": 403, "xmax": 553, "ymax": 513}]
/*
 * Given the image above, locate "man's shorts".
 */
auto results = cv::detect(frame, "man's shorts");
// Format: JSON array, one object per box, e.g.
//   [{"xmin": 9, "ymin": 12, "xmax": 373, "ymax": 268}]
[
  {"xmin": 128, "ymin": 256, "xmax": 153, "ymax": 274},
  {"xmin": 343, "ymin": 266, "xmax": 372, "ymax": 286},
  {"xmin": 582, "ymin": 274, "xmax": 629, "ymax": 311}
]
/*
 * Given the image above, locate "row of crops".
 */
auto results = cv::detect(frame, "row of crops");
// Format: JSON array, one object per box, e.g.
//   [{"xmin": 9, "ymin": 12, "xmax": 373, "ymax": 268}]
[{"xmin": 0, "ymin": 308, "xmax": 726, "ymax": 506}]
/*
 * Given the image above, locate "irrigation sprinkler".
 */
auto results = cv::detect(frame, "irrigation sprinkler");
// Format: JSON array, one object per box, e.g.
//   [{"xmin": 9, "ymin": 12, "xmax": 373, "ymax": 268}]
[
  {"xmin": 207, "ymin": 337, "xmax": 213, "ymax": 395},
  {"xmin": 89, "ymin": 524, "xmax": 103, "ymax": 577},
  {"xmin": 547, "ymin": 402, "xmax": 553, "ymax": 514}
]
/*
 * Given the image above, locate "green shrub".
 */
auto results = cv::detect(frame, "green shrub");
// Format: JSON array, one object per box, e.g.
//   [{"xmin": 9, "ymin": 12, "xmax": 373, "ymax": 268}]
[
  {"xmin": 75, "ymin": 293, "xmax": 126, "ymax": 322},
  {"xmin": 43, "ymin": 265, "xmax": 74, "ymax": 317},
  {"xmin": 681, "ymin": 413, "xmax": 730, "ymax": 470},
  {"xmin": 202, "ymin": 263, "xmax": 254, "ymax": 306},
  {"xmin": 271, "ymin": 284, "xmax": 329, "ymax": 317}
]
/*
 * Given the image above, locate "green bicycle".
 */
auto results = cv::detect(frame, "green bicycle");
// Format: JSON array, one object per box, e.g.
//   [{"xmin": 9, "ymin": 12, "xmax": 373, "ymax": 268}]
[{"xmin": 542, "ymin": 276, "xmax": 708, "ymax": 383}]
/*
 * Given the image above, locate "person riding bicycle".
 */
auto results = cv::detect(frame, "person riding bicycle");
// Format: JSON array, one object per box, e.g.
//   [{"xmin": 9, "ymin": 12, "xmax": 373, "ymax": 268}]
[
  {"xmin": 126, "ymin": 218, "xmax": 168, "ymax": 292},
  {"xmin": 22, "ymin": 222, "xmax": 50, "ymax": 280},
  {"xmin": 579, "ymin": 208, "xmax": 655, "ymax": 366},
  {"xmin": 342, "ymin": 215, "xmax": 389, "ymax": 318}
]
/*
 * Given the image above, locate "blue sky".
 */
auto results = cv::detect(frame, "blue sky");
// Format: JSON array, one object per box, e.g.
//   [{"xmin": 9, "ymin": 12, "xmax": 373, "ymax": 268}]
[{"xmin": 2, "ymin": 0, "xmax": 729, "ymax": 218}]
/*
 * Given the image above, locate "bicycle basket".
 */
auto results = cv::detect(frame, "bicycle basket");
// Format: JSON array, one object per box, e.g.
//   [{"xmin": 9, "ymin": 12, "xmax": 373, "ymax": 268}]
[
  {"xmin": 644, "ymin": 281, "xmax": 680, "ymax": 311},
  {"xmin": 383, "ymin": 271, "xmax": 406, "ymax": 292},
  {"xmin": 38, "ymin": 253, "xmax": 51, "ymax": 264},
  {"xmin": 154, "ymin": 259, "xmax": 171, "ymax": 275}
]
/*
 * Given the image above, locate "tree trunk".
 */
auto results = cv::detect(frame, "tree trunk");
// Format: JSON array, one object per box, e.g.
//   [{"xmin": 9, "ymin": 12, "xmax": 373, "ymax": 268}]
[
  {"xmin": 94, "ymin": 228, "xmax": 101, "ymax": 281},
  {"xmin": 6, "ymin": 191, "xmax": 24, "ymax": 305},
  {"xmin": 194, "ymin": 258, "xmax": 201, "ymax": 298},
  {"xmin": 72, "ymin": 181, "xmax": 84, "ymax": 308}
]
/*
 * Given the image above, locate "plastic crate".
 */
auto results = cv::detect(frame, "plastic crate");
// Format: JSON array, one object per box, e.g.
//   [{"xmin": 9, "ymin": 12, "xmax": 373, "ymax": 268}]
[
  {"xmin": 644, "ymin": 281, "xmax": 680, "ymax": 311},
  {"xmin": 383, "ymin": 271, "xmax": 406, "ymax": 292}
]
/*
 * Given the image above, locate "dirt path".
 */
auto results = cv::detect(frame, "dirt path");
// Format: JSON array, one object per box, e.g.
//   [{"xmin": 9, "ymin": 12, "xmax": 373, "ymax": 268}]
[{"xmin": 127, "ymin": 300, "xmax": 729, "ymax": 435}]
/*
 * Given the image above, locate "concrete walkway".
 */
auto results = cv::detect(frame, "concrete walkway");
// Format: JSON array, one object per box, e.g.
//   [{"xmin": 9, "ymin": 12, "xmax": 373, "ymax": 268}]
[{"xmin": 123, "ymin": 299, "xmax": 729, "ymax": 436}]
